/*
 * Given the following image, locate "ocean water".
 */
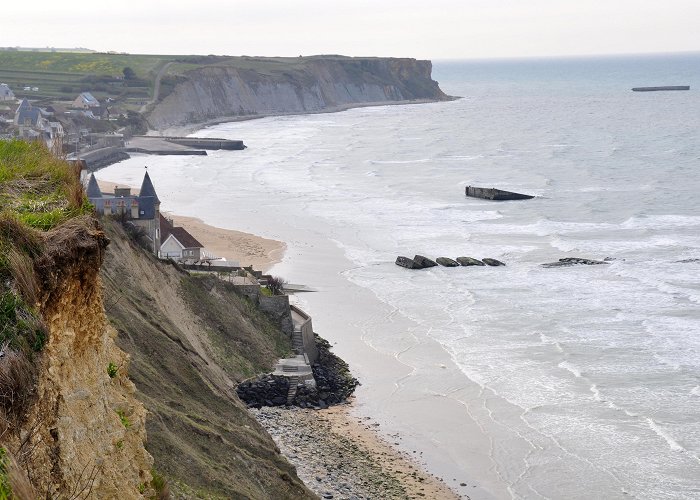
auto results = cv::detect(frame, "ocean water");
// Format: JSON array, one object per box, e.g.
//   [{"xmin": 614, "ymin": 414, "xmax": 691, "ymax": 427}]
[{"xmin": 100, "ymin": 53, "xmax": 700, "ymax": 499}]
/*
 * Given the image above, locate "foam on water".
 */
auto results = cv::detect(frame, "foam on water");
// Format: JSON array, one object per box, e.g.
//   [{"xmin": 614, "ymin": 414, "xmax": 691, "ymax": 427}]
[{"xmin": 99, "ymin": 54, "xmax": 700, "ymax": 499}]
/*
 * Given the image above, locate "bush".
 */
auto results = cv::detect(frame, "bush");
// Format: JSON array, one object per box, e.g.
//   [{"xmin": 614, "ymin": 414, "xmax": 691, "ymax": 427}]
[
  {"xmin": 116, "ymin": 410, "xmax": 130, "ymax": 428},
  {"xmin": 0, "ymin": 348, "xmax": 35, "ymax": 420},
  {"xmin": 107, "ymin": 362, "xmax": 118, "ymax": 378},
  {"xmin": 0, "ymin": 291, "xmax": 47, "ymax": 355},
  {"xmin": 265, "ymin": 276, "xmax": 287, "ymax": 296}
]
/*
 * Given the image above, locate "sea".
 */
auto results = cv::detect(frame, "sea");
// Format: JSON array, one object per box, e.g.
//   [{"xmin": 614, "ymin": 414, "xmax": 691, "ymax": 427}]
[{"xmin": 99, "ymin": 52, "xmax": 700, "ymax": 499}]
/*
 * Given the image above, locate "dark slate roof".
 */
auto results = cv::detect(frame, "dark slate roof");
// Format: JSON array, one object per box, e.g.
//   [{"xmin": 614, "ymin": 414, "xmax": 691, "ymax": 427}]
[
  {"xmin": 159, "ymin": 214, "xmax": 173, "ymax": 242},
  {"xmin": 139, "ymin": 172, "xmax": 160, "ymax": 203},
  {"xmin": 167, "ymin": 227, "xmax": 203, "ymax": 249},
  {"xmin": 86, "ymin": 173, "xmax": 102, "ymax": 198},
  {"xmin": 14, "ymin": 99, "xmax": 41, "ymax": 126}
]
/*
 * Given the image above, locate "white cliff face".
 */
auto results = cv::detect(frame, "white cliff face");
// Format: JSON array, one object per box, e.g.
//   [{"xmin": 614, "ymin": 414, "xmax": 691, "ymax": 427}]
[{"xmin": 146, "ymin": 57, "xmax": 449, "ymax": 130}]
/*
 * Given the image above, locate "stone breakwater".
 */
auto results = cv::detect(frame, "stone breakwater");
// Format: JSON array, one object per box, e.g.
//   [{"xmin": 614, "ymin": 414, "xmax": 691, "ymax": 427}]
[
  {"xmin": 396, "ymin": 254, "xmax": 505, "ymax": 269},
  {"xmin": 237, "ymin": 335, "xmax": 359, "ymax": 409}
]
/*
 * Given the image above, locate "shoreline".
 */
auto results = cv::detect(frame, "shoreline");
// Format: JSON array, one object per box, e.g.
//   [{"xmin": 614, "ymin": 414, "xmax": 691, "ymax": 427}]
[
  {"xmin": 79, "ymin": 98, "xmax": 460, "ymax": 173},
  {"xmin": 253, "ymin": 402, "xmax": 461, "ymax": 500},
  {"xmin": 153, "ymin": 97, "xmax": 459, "ymax": 137}
]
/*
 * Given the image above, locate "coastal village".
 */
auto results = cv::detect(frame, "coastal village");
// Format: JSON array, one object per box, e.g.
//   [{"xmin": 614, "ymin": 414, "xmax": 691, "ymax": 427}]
[{"xmin": 0, "ymin": 82, "xmax": 133, "ymax": 154}]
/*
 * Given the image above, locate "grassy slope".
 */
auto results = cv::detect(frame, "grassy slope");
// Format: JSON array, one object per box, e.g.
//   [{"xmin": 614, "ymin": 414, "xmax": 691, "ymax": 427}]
[{"xmin": 101, "ymin": 220, "xmax": 313, "ymax": 499}]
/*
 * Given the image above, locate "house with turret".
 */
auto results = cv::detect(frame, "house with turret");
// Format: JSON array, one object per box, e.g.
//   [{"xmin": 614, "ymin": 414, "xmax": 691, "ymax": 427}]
[
  {"xmin": 86, "ymin": 171, "xmax": 162, "ymax": 253},
  {"xmin": 86, "ymin": 171, "xmax": 217, "ymax": 262}
]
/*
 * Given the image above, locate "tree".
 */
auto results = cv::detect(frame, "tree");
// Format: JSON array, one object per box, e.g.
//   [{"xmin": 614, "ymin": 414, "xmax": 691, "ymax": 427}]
[
  {"xmin": 122, "ymin": 67, "xmax": 136, "ymax": 80},
  {"xmin": 265, "ymin": 276, "xmax": 287, "ymax": 296}
]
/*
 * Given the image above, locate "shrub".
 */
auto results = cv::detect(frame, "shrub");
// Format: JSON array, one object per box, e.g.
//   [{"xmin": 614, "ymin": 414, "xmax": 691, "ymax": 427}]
[
  {"xmin": 107, "ymin": 362, "xmax": 118, "ymax": 378},
  {"xmin": 265, "ymin": 276, "xmax": 287, "ymax": 296},
  {"xmin": 116, "ymin": 410, "xmax": 130, "ymax": 428},
  {"xmin": 0, "ymin": 291, "xmax": 47, "ymax": 355},
  {"xmin": 150, "ymin": 469, "xmax": 170, "ymax": 500},
  {"xmin": 0, "ymin": 348, "xmax": 35, "ymax": 420}
]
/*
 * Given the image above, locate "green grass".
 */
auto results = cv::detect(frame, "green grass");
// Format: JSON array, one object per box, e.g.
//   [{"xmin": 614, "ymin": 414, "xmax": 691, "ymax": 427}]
[
  {"xmin": 0, "ymin": 139, "xmax": 91, "ymax": 230},
  {"xmin": 116, "ymin": 410, "xmax": 131, "ymax": 429}
]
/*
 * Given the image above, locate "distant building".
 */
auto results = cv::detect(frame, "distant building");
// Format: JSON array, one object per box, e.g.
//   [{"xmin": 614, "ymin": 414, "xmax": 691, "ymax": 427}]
[
  {"xmin": 86, "ymin": 172, "xmax": 162, "ymax": 253},
  {"xmin": 0, "ymin": 83, "xmax": 14, "ymax": 101},
  {"xmin": 14, "ymin": 99, "xmax": 43, "ymax": 127},
  {"xmin": 73, "ymin": 92, "xmax": 100, "ymax": 109}
]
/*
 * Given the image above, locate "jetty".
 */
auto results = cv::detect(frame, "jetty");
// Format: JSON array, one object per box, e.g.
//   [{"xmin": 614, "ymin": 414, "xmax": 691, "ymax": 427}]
[
  {"xmin": 465, "ymin": 186, "xmax": 534, "ymax": 201},
  {"xmin": 631, "ymin": 86, "xmax": 690, "ymax": 92}
]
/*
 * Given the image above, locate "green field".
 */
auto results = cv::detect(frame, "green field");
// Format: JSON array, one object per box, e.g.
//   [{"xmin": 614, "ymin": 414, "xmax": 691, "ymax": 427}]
[
  {"xmin": 0, "ymin": 51, "xmax": 177, "ymax": 102},
  {"xmin": 0, "ymin": 50, "xmax": 370, "ymax": 106}
]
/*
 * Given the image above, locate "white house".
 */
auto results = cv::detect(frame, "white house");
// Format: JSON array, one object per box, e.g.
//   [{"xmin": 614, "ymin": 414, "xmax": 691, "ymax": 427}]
[
  {"xmin": 0, "ymin": 84, "xmax": 15, "ymax": 101},
  {"xmin": 159, "ymin": 215, "xmax": 216, "ymax": 262}
]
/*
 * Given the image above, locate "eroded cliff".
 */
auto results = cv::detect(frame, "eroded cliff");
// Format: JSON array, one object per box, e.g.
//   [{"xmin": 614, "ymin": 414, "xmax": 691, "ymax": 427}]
[
  {"xmin": 146, "ymin": 56, "xmax": 451, "ymax": 131},
  {"xmin": 0, "ymin": 140, "xmax": 153, "ymax": 498}
]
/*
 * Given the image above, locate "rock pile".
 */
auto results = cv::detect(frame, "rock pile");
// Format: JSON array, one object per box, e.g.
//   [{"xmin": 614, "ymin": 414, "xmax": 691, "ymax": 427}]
[
  {"xmin": 237, "ymin": 334, "xmax": 359, "ymax": 410},
  {"xmin": 541, "ymin": 257, "xmax": 609, "ymax": 268},
  {"xmin": 396, "ymin": 254, "xmax": 506, "ymax": 269},
  {"xmin": 237, "ymin": 375, "xmax": 290, "ymax": 408}
]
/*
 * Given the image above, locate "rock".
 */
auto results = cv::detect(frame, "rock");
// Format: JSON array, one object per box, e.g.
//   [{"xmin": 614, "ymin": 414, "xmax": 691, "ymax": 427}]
[
  {"xmin": 456, "ymin": 256, "xmax": 485, "ymax": 266},
  {"xmin": 435, "ymin": 257, "xmax": 460, "ymax": 267},
  {"xmin": 541, "ymin": 257, "xmax": 609, "ymax": 268},
  {"xmin": 413, "ymin": 255, "xmax": 437, "ymax": 268},
  {"xmin": 395, "ymin": 256, "xmax": 422, "ymax": 269},
  {"xmin": 482, "ymin": 258, "xmax": 505, "ymax": 266}
]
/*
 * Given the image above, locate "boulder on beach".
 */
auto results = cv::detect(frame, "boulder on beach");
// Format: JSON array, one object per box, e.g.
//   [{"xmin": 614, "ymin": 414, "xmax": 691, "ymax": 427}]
[
  {"xmin": 396, "ymin": 256, "xmax": 422, "ymax": 269},
  {"xmin": 456, "ymin": 257, "xmax": 485, "ymax": 266},
  {"xmin": 482, "ymin": 258, "xmax": 506, "ymax": 266},
  {"xmin": 541, "ymin": 257, "xmax": 609, "ymax": 268},
  {"xmin": 413, "ymin": 255, "xmax": 438, "ymax": 268},
  {"xmin": 436, "ymin": 257, "xmax": 460, "ymax": 267}
]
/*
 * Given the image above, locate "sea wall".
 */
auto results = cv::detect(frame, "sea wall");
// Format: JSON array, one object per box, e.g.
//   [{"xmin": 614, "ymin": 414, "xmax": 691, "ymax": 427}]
[
  {"xmin": 146, "ymin": 57, "xmax": 451, "ymax": 130},
  {"xmin": 291, "ymin": 305, "xmax": 318, "ymax": 364}
]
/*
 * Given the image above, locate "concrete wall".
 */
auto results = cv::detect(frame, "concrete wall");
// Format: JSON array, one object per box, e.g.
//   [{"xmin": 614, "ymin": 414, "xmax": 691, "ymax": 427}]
[
  {"xmin": 233, "ymin": 284, "xmax": 294, "ymax": 337},
  {"xmin": 290, "ymin": 305, "xmax": 318, "ymax": 364},
  {"xmin": 259, "ymin": 295, "xmax": 294, "ymax": 336}
]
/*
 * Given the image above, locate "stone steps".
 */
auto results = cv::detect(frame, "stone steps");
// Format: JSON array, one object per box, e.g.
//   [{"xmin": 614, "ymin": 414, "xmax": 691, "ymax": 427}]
[{"xmin": 286, "ymin": 376, "xmax": 299, "ymax": 405}]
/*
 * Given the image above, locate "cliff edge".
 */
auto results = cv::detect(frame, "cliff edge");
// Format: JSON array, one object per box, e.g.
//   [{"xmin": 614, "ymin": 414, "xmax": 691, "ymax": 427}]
[
  {"xmin": 0, "ymin": 141, "xmax": 152, "ymax": 497},
  {"xmin": 146, "ymin": 56, "xmax": 451, "ymax": 131}
]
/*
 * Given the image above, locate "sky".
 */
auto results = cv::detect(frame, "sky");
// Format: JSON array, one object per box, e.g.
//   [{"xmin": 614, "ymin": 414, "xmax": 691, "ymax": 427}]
[{"xmin": 3, "ymin": 1, "xmax": 699, "ymax": 60}]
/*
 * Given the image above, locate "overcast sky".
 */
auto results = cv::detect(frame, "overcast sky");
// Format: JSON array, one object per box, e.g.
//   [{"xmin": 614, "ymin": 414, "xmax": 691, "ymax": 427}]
[{"xmin": 3, "ymin": 1, "xmax": 698, "ymax": 59}]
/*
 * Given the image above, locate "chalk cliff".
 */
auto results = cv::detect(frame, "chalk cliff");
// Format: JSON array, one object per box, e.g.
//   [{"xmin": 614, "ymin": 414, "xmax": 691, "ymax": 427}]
[{"xmin": 146, "ymin": 56, "xmax": 451, "ymax": 130}]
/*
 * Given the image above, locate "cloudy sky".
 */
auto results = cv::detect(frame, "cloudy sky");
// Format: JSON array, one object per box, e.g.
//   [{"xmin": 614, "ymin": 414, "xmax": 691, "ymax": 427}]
[{"xmin": 4, "ymin": 1, "xmax": 698, "ymax": 59}]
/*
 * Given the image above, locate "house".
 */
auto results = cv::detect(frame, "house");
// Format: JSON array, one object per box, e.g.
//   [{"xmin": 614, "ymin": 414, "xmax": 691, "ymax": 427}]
[
  {"xmin": 0, "ymin": 83, "xmax": 14, "ymax": 101},
  {"xmin": 86, "ymin": 171, "xmax": 162, "ymax": 254},
  {"xmin": 14, "ymin": 99, "xmax": 44, "ymax": 127},
  {"xmin": 159, "ymin": 215, "xmax": 216, "ymax": 262},
  {"xmin": 73, "ymin": 92, "xmax": 100, "ymax": 109}
]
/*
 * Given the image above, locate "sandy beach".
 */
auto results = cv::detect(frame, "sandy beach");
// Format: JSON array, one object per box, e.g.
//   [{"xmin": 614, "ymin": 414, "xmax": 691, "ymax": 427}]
[{"xmin": 95, "ymin": 179, "xmax": 285, "ymax": 272}]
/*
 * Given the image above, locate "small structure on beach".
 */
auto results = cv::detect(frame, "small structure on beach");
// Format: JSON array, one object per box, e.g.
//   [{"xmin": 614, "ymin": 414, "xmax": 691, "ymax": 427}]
[{"xmin": 465, "ymin": 186, "xmax": 534, "ymax": 201}]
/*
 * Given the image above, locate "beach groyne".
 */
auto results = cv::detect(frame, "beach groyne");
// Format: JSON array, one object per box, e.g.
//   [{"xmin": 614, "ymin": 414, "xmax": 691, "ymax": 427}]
[{"xmin": 146, "ymin": 56, "xmax": 452, "ymax": 130}]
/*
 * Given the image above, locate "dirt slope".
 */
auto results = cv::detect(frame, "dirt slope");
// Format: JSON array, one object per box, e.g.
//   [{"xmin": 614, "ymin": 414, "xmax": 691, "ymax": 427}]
[{"xmin": 100, "ymin": 220, "xmax": 313, "ymax": 499}]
